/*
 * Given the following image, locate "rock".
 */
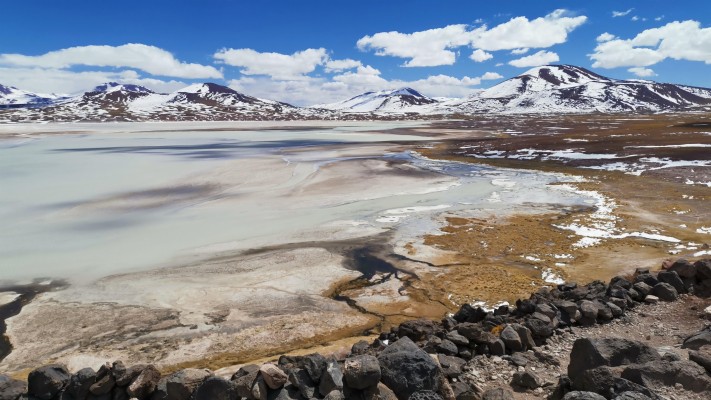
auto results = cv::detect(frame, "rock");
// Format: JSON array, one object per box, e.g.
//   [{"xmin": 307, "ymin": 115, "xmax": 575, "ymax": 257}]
[
  {"xmin": 689, "ymin": 345, "xmax": 711, "ymax": 374},
  {"xmin": 511, "ymin": 324, "xmax": 535, "ymax": 350},
  {"xmin": 436, "ymin": 355, "xmax": 465, "ymax": 379},
  {"xmin": 621, "ymin": 360, "xmax": 711, "ymax": 392},
  {"xmin": 499, "ymin": 325, "xmax": 522, "ymax": 352},
  {"xmin": 28, "ymin": 364, "xmax": 71, "ymax": 400},
  {"xmin": 535, "ymin": 303, "xmax": 557, "ymax": 319},
  {"xmin": 449, "ymin": 381, "xmax": 480, "ymax": 400},
  {"xmin": 113, "ymin": 389, "xmax": 130, "ymax": 400},
  {"xmin": 407, "ymin": 391, "xmax": 442, "ymax": 400},
  {"xmin": 572, "ymin": 366, "xmax": 657, "ymax": 399},
  {"xmin": 567, "ymin": 338, "xmax": 661, "ymax": 381},
  {"xmin": 232, "ymin": 365, "xmax": 259, "ymax": 399},
  {"xmin": 578, "ymin": 300, "xmax": 598, "ymax": 320},
  {"xmin": 510, "ymin": 353, "xmax": 528, "ymax": 367},
  {"xmin": 152, "ymin": 377, "xmax": 169, "ymax": 400},
  {"xmin": 453, "ymin": 304, "xmax": 488, "ymax": 323},
  {"xmin": 562, "ymin": 392, "xmax": 606, "ymax": 400},
  {"xmin": 252, "ymin": 376, "xmax": 268, "ymax": 400},
  {"xmin": 612, "ymin": 393, "xmax": 653, "ymax": 400},
  {"xmin": 288, "ymin": 369, "xmax": 315, "ymax": 399},
  {"xmin": 668, "ymin": 259, "xmax": 696, "ymax": 279},
  {"xmin": 259, "ymin": 364, "xmax": 288, "ymax": 390},
  {"xmin": 480, "ymin": 387, "xmax": 514, "ymax": 400},
  {"xmin": 344, "ymin": 355, "xmax": 380, "ymax": 390},
  {"xmin": 435, "ymin": 340, "xmax": 458, "ymax": 356},
  {"xmin": 444, "ymin": 331, "xmax": 469, "ymax": 347},
  {"xmin": 377, "ymin": 337, "xmax": 442, "ymax": 400},
  {"xmin": 398, "ymin": 319, "xmax": 438, "ymax": 342},
  {"xmin": 115, "ymin": 364, "xmax": 147, "ymax": 387},
  {"xmin": 695, "ymin": 259, "xmax": 711, "ymax": 280},
  {"xmin": 0, "ymin": 374, "xmax": 26, "ymax": 400},
  {"xmin": 634, "ymin": 273, "xmax": 658, "ymax": 287},
  {"xmin": 650, "ymin": 283, "xmax": 678, "ymax": 301},
  {"xmin": 319, "ymin": 361, "xmax": 343, "ymax": 397},
  {"xmin": 489, "ymin": 340, "xmax": 505, "ymax": 356},
  {"xmin": 631, "ymin": 282, "xmax": 652, "ymax": 297},
  {"xmin": 606, "ymin": 302, "xmax": 623, "ymax": 318},
  {"xmin": 525, "ymin": 318, "xmax": 552, "ymax": 340},
  {"xmin": 351, "ymin": 340, "xmax": 371, "ymax": 356},
  {"xmin": 656, "ymin": 270, "xmax": 685, "ymax": 294},
  {"xmin": 323, "ymin": 389, "xmax": 345, "ymax": 400},
  {"xmin": 610, "ymin": 276, "xmax": 632, "ymax": 290},
  {"xmin": 266, "ymin": 384, "xmax": 302, "ymax": 400},
  {"xmin": 511, "ymin": 370, "xmax": 542, "ymax": 389},
  {"xmin": 363, "ymin": 382, "xmax": 399, "ymax": 400},
  {"xmin": 66, "ymin": 368, "xmax": 96, "ymax": 400},
  {"xmin": 303, "ymin": 354, "xmax": 328, "ymax": 383},
  {"xmin": 643, "ymin": 295, "xmax": 658, "ymax": 304},
  {"xmin": 596, "ymin": 303, "xmax": 613, "ymax": 321},
  {"xmin": 456, "ymin": 324, "xmax": 495, "ymax": 345},
  {"xmin": 191, "ymin": 377, "xmax": 236, "ymax": 400},
  {"xmin": 90, "ymin": 364, "xmax": 115, "ymax": 396},
  {"xmin": 683, "ymin": 327, "xmax": 711, "ymax": 350},
  {"xmin": 126, "ymin": 365, "xmax": 160, "ymax": 400},
  {"xmin": 165, "ymin": 369, "xmax": 211, "ymax": 400}
]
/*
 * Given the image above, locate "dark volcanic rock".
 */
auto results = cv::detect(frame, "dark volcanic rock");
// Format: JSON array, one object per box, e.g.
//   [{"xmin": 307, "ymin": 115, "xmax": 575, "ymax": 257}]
[
  {"xmin": 561, "ymin": 392, "xmax": 606, "ymax": 400},
  {"xmin": 232, "ymin": 365, "xmax": 259, "ymax": 399},
  {"xmin": 398, "ymin": 319, "xmax": 438, "ymax": 342},
  {"xmin": 499, "ymin": 325, "xmax": 522, "ymax": 352},
  {"xmin": 319, "ymin": 361, "xmax": 343, "ymax": 397},
  {"xmin": 437, "ymin": 355, "xmax": 465, "ymax": 379},
  {"xmin": 0, "ymin": 374, "xmax": 26, "ymax": 400},
  {"xmin": 408, "ymin": 391, "xmax": 443, "ymax": 400},
  {"xmin": 66, "ymin": 368, "xmax": 96, "ymax": 400},
  {"xmin": 688, "ymin": 345, "xmax": 711, "ymax": 374},
  {"xmin": 656, "ymin": 271, "xmax": 685, "ymax": 294},
  {"xmin": 266, "ymin": 384, "xmax": 302, "ymax": 400},
  {"xmin": 567, "ymin": 338, "xmax": 661, "ymax": 381},
  {"xmin": 126, "ymin": 365, "xmax": 160, "ymax": 399},
  {"xmin": 28, "ymin": 365, "xmax": 71, "ymax": 400},
  {"xmin": 511, "ymin": 370, "xmax": 542, "ymax": 389},
  {"xmin": 303, "ymin": 354, "xmax": 328, "ymax": 383},
  {"xmin": 259, "ymin": 364, "xmax": 288, "ymax": 390},
  {"xmin": 191, "ymin": 376, "xmax": 236, "ymax": 400},
  {"xmin": 668, "ymin": 259, "xmax": 696, "ymax": 279},
  {"xmin": 481, "ymin": 387, "xmax": 514, "ymax": 400},
  {"xmin": 682, "ymin": 327, "xmax": 711, "ymax": 350},
  {"xmin": 288, "ymin": 369, "xmax": 316, "ymax": 399},
  {"xmin": 377, "ymin": 337, "xmax": 442, "ymax": 400},
  {"xmin": 650, "ymin": 283, "xmax": 678, "ymax": 301},
  {"xmin": 622, "ymin": 360, "xmax": 711, "ymax": 392},
  {"xmin": 453, "ymin": 304, "xmax": 488, "ymax": 323},
  {"xmin": 165, "ymin": 369, "xmax": 211, "ymax": 400},
  {"xmin": 457, "ymin": 323, "xmax": 495, "ymax": 345},
  {"xmin": 344, "ymin": 355, "xmax": 380, "ymax": 390}
]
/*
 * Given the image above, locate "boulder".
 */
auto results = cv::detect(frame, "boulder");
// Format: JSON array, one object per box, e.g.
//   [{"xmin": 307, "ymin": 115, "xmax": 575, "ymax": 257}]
[
  {"xmin": 303, "ymin": 353, "xmax": 328, "ymax": 383},
  {"xmin": 288, "ymin": 369, "xmax": 316, "ymax": 399},
  {"xmin": 377, "ymin": 337, "xmax": 442, "ymax": 400},
  {"xmin": 612, "ymin": 392, "xmax": 654, "ymax": 400},
  {"xmin": 656, "ymin": 271, "xmax": 685, "ymax": 294},
  {"xmin": 695, "ymin": 259, "xmax": 711, "ymax": 280},
  {"xmin": 567, "ymin": 338, "xmax": 661, "ymax": 381},
  {"xmin": 489, "ymin": 340, "xmax": 505, "ymax": 356},
  {"xmin": 499, "ymin": 325, "xmax": 522, "ymax": 352},
  {"xmin": 688, "ymin": 345, "xmax": 711, "ymax": 374},
  {"xmin": 398, "ymin": 319, "xmax": 438, "ymax": 342},
  {"xmin": 116, "ymin": 364, "xmax": 147, "ymax": 387},
  {"xmin": 511, "ymin": 370, "xmax": 542, "ymax": 389},
  {"xmin": 578, "ymin": 301, "xmax": 598, "ymax": 325},
  {"xmin": 319, "ymin": 361, "xmax": 343, "ymax": 397},
  {"xmin": 682, "ymin": 327, "xmax": 711, "ymax": 350},
  {"xmin": 0, "ymin": 374, "xmax": 26, "ymax": 400},
  {"xmin": 444, "ymin": 331, "xmax": 469, "ymax": 347},
  {"xmin": 634, "ymin": 274, "xmax": 658, "ymax": 287},
  {"xmin": 344, "ymin": 355, "xmax": 381, "ymax": 390},
  {"xmin": 28, "ymin": 364, "xmax": 71, "ymax": 400},
  {"xmin": 643, "ymin": 295, "xmax": 658, "ymax": 304},
  {"xmin": 480, "ymin": 387, "xmax": 514, "ymax": 400},
  {"xmin": 525, "ymin": 318, "xmax": 553, "ymax": 340},
  {"xmin": 450, "ymin": 381, "xmax": 482, "ymax": 400},
  {"xmin": 266, "ymin": 384, "xmax": 302, "ymax": 400},
  {"xmin": 436, "ymin": 355, "xmax": 465, "ymax": 379},
  {"xmin": 631, "ymin": 282, "xmax": 651, "ymax": 297},
  {"xmin": 456, "ymin": 324, "xmax": 495, "ymax": 345},
  {"xmin": 259, "ymin": 364, "xmax": 288, "ymax": 390},
  {"xmin": 126, "ymin": 365, "xmax": 160, "ymax": 399},
  {"xmin": 232, "ymin": 365, "xmax": 260, "ymax": 399},
  {"xmin": 90, "ymin": 364, "xmax": 115, "ymax": 396},
  {"xmin": 621, "ymin": 360, "xmax": 711, "ymax": 392},
  {"xmin": 668, "ymin": 259, "xmax": 696, "ymax": 279},
  {"xmin": 435, "ymin": 339, "xmax": 458, "ymax": 356},
  {"xmin": 66, "ymin": 367, "xmax": 96, "ymax": 400},
  {"xmin": 408, "ymin": 391, "xmax": 443, "ymax": 400},
  {"xmin": 192, "ymin": 377, "xmax": 236, "ymax": 400},
  {"xmin": 571, "ymin": 366, "xmax": 658, "ymax": 399},
  {"xmin": 650, "ymin": 283, "xmax": 677, "ymax": 302},
  {"xmin": 562, "ymin": 392, "xmax": 606, "ymax": 400},
  {"xmin": 609, "ymin": 276, "xmax": 632, "ymax": 290},
  {"xmin": 453, "ymin": 304, "xmax": 488, "ymax": 323},
  {"xmin": 351, "ymin": 340, "xmax": 371, "ymax": 356},
  {"xmin": 165, "ymin": 368, "xmax": 211, "ymax": 400},
  {"xmin": 512, "ymin": 325, "xmax": 535, "ymax": 351}
]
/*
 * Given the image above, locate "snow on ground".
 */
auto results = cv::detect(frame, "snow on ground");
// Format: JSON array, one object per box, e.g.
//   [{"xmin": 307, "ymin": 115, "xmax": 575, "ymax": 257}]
[
  {"xmin": 585, "ymin": 157, "xmax": 711, "ymax": 176},
  {"xmin": 697, "ymin": 227, "xmax": 711, "ymax": 235},
  {"xmin": 542, "ymin": 268, "xmax": 565, "ymax": 284}
]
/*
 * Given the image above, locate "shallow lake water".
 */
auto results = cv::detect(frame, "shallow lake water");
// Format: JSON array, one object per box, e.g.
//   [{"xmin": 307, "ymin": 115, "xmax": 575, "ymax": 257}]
[{"xmin": 0, "ymin": 122, "xmax": 590, "ymax": 283}]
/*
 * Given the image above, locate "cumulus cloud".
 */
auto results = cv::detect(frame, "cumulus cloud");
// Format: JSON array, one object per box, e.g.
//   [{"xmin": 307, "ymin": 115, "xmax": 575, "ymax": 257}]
[
  {"xmin": 471, "ymin": 10, "xmax": 587, "ymax": 51},
  {"xmin": 214, "ymin": 47, "xmax": 328, "ymax": 80},
  {"xmin": 628, "ymin": 67, "xmax": 656, "ymax": 77},
  {"xmin": 508, "ymin": 50, "xmax": 560, "ymax": 67},
  {"xmin": 356, "ymin": 10, "xmax": 586, "ymax": 67},
  {"xmin": 356, "ymin": 24, "xmax": 478, "ymax": 67},
  {"xmin": 0, "ymin": 44, "xmax": 222, "ymax": 79},
  {"xmin": 510, "ymin": 48, "xmax": 529, "ymax": 55},
  {"xmin": 324, "ymin": 58, "xmax": 362, "ymax": 72},
  {"xmin": 0, "ymin": 67, "xmax": 187, "ymax": 95},
  {"xmin": 596, "ymin": 32, "xmax": 616, "ymax": 42},
  {"xmin": 590, "ymin": 20, "xmax": 711, "ymax": 68},
  {"xmin": 612, "ymin": 9, "xmax": 633, "ymax": 18},
  {"xmin": 470, "ymin": 49, "xmax": 493, "ymax": 62}
]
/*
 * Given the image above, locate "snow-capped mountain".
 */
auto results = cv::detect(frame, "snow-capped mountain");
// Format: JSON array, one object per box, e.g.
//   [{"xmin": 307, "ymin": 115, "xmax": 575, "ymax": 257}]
[
  {"xmin": 1, "ymin": 82, "xmax": 308, "ymax": 122},
  {"xmin": 0, "ymin": 84, "xmax": 65, "ymax": 107},
  {"xmin": 437, "ymin": 65, "xmax": 711, "ymax": 114},
  {"xmin": 313, "ymin": 87, "xmax": 437, "ymax": 112}
]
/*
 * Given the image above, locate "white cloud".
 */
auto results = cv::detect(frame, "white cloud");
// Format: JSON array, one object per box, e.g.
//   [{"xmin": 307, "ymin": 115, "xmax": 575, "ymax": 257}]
[
  {"xmin": 0, "ymin": 67, "xmax": 187, "ymax": 95},
  {"xmin": 324, "ymin": 58, "xmax": 362, "ymax": 72},
  {"xmin": 481, "ymin": 71, "xmax": 504, "ymax": 80},
  {"xmin": 510, "ymin": 48, "xmax": 529, "ymax": 55},
  {"xmin": 655, "ymin": 16, "xmax": 665, "ymax": 22},
  {"xmin": 0, "ymin": 44, "xmax": 222, "ymax": 79},
  {"xmin": 628, "ymin": 67, "xmax": 656, "ymax": 77},
  {"xmin": 590, "ymin": 20, "xmax": 711, "ymax": 68},
  {"xmin": 356, "ymin": 24, "xmax": 478, "ymax": 67},
  {"xmin": 214, "ymin": 48, "xmax": 328, "ymax": 80},
  {"xmin": 596, "ymin": 32, "xmax": 616, "ymax": 42},
  {"xmin": 612, "ymin": 9, "xmax": 633, "ymax": 17},
  {"xmin": 508, "ymin": 50, "xmax": 560, "ymax": 67},
  {"xmin": 472, "ymin": 10, "xmax": 587, "ymax": 51},
  {"xmin": 356, "ymin": 10, "xmax": 586, "ymax": 67},
  {"xmin": 470, "ymin": 49, "xmax": 493, "ymax": 62}
]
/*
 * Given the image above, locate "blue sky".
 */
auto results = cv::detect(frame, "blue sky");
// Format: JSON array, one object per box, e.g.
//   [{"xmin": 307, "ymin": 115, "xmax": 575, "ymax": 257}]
[{"xmin": 1, "ymin": 0, "xmax": 710, "ymax": 105}]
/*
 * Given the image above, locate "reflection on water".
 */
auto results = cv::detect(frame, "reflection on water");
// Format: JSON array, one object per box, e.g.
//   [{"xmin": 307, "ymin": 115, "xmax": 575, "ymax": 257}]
[{"xmin": 0, "ymin": 124, "xmax": 590, "ymax": 283}]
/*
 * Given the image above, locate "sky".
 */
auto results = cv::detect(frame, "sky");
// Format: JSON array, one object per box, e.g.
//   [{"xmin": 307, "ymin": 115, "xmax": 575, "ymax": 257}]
[{"xmin": 1, "ymin": 0, "xmax": 711, "ymax": 105}]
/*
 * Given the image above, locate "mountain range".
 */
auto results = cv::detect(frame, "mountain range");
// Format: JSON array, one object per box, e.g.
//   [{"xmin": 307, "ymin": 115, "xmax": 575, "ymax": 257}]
[{"xmin": 2, "ymin": 65, "xmax": 711, "ymax": 122}]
